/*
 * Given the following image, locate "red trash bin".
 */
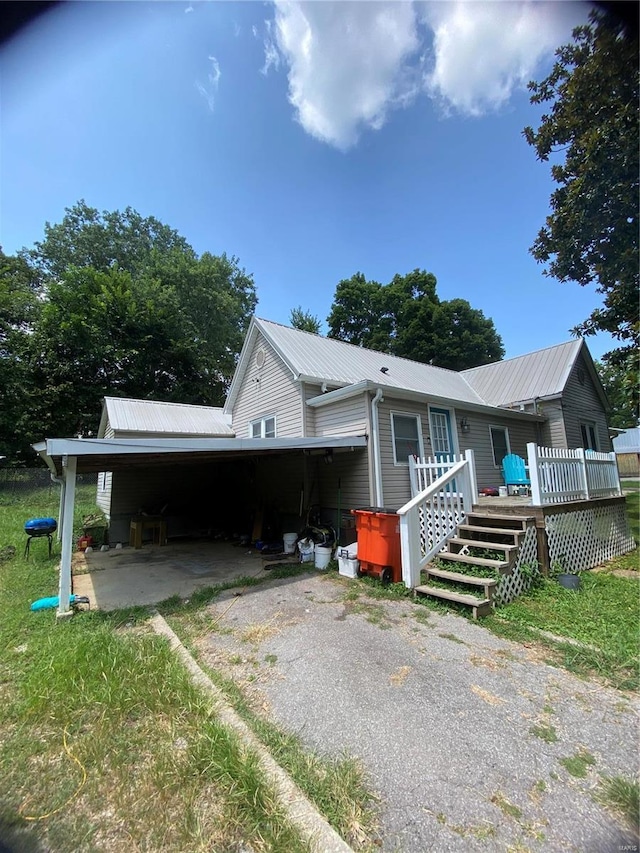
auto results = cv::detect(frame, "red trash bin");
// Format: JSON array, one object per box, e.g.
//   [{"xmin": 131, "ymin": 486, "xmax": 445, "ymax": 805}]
[{"xmin": 351, "ymin": 507, "xmax": 402, "ymax": 584}]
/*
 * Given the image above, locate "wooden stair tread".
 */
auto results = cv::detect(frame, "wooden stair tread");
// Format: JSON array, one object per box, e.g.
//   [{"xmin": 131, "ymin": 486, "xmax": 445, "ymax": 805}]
[
  {"xmin": 436, "ymin": 552, "xmax": 508, "ymax": 569},
  {"xmin": 426, "ymin": 567, "xmax": 497, "ymax": 587},
  {"xmin": 458, "ymin": 524, "xmax": 525, "ymax": 539},
  {"xmin": 415, "ymin": 585, "xmax": 492, "ymax": 609},
  {"xmin": 466, "ymin": 513, "xmax": 535, "ymax": 525},
  {"xmin": 448, "ymin": 537, "xmax": 519, "ymax": 553}
]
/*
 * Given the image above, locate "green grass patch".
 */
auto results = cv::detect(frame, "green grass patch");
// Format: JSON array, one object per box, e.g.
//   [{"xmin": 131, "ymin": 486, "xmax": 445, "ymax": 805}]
[
  {"xmin": 559, "ymin": 750, "xmax": 597, "ymax": 778},
  {"xmin": 595, "ymin": 775, "xmax": 639, "ymax": 833},
  {"xmin": 485, "ymin": 570, "xmax": 640, "ymax": 690},
  {"xmin": 529, "ymin": 724, "xmax": 558, "ymax": 744},
  {"xmin": 0, "ymin": 483, "xmax": 311, "ymax": 852}
]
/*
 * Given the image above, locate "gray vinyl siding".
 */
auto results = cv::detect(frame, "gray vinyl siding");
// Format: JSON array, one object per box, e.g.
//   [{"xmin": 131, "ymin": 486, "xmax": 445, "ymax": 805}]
[
  {"xmin": 96, "ymin": 422, "xmax": 115, "ymax": 517},
  {"xmin": 378, "ymin": 398, "xmax": 430, "ymax": 510},
  {"xmin": 539, "ymin": 399, "xmax": 567, "ymax": 448},
  {"xmin": 302, "ymin": 383, "xmax": 323, "ymax": 436},
  {"xmin": 560, "ymin": 354, "xmax": 611, "ymax": 451},
  {"xmin": 314, "ymin": 448, "xmax": 372, "ymax": 534},
  {"xmin": 454, "ymin": 409, "xmax": 539, "ymax": 490},
  {"xmin": 231, "ymin": 333, "xmax": 303, "ymax": 438},
  {"xmin": 313, "ymin": 395, "xmax": 368, "ymax": 438}
]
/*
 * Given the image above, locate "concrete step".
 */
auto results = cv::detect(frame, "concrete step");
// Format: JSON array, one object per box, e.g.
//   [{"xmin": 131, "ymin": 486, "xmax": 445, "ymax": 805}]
[{"xmin": 415, "ymin": 585, "xmax": 493, "ymax": 619}]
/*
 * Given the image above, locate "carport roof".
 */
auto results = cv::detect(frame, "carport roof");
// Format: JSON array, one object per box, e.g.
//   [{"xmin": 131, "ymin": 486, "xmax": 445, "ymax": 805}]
[{"xmin": 33, "ymin": 435, "xmax": 368, "ymax": 476}]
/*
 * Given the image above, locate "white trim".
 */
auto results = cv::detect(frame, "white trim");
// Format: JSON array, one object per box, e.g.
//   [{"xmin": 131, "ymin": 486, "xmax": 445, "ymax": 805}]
[
  {"xmin": 489, "ymin": 424, "xmax": 511, "ymax": 468},
  {"xmin": 249, "ymin": 414, "xmax": 276, "ymax": 439},
  {"xmin": 391, "ymin": 410, "xmax": 425, "ymax": 466},
  {"xmin": 306, "ymin": 380, "xmax": 544, "ymax": 422}
]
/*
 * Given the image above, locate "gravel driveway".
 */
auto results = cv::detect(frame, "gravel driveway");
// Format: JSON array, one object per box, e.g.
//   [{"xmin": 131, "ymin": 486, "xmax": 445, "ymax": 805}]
[{"xmin": 195, "ymin": 571, "xmax": 639, "ymax": 853}]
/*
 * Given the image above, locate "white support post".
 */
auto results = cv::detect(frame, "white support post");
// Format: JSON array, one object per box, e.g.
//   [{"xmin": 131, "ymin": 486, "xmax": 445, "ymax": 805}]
[
  {"xmin": 611, "ymin": 451, "xmax": 623, "ymax": 496},
  {"xmin": 576, "ymin": 447, "xmax": 590, "ymax": 499},
  {"xmin": 399, "ymin": 513, "xmax": 420, "ymax": 589},
  {"xmin": 464, "ymin": 449, "xmax": 478, "ymax": 509},
  {"xmin": 57, "ymin": 477, "xmax": 65, "ymax": 542},
  {"xmin": 527, "ymin": 443, "xmax": 542, "ymax": 506},
  {"xmin": 58, "ymin": 455, "xmax": 77, "ymax": 617}
]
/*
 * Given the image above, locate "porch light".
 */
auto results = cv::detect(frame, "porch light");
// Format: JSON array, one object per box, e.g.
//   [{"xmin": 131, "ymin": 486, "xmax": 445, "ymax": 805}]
[{"xmin": 460, "ymin": 418, "xmax": 470, "ymax": 434}]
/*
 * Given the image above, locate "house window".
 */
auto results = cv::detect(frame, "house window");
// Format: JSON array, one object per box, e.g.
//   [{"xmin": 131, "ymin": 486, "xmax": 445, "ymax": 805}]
[
  {"xmin": 490, "ymin": 426, "xmax": 510, "ymax": 467},
  {"xmin": 250, "ymin": 415, "xmax": 276, "ymax": 438},
  {"xmin": 391, "ymin": 413, "xmax": 423, "ymax": 465},
  {"xmin": 580, "ymin": 422, "xmax": 598, "ymax": 451}
]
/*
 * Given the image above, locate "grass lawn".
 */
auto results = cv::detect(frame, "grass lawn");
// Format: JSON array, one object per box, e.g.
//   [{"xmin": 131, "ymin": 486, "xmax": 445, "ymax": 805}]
[
  {"xmin": 484, "ymin": 484, "xmax": 639, "ymax": 691},
  {"xmin": 0, "ymin": 484, "xmax": 375, "ymax": 852}
]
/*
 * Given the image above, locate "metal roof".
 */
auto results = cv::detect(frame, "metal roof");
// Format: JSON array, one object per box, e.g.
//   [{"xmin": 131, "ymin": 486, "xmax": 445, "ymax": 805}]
[
  {"xmin": 613, "ymin": 427, "xmax": 640, "ymax": 454},
  {"xmin": 461, "ymin": 340, "xmax": 584, "ymax": 406},
  {"xmin": 101, "ymin": 397, "xmax": 234, "ymax": 437},
  {"xmin": 34, "ymin": 435, "xmax": 367, "ymax": 476},
  {"xmin": 248, "ymin": 318, "xmax": 487, "ymax": 406}
]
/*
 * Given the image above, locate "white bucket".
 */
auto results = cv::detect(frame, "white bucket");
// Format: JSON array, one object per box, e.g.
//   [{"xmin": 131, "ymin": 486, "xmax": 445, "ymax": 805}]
[
  {"xmin": 314, "ymin": 545, "xmax": 333, "ymax": 570},
  {"xmin": 298, "ymin": 538, "xmax": 314, "ymax": 563},
  {"xmin": 283, "ymin": 532, "xmax": 297, "ymax": 554},
  {"xmin": 498, "ymin": 486, "xmax": 508, "ymax": 498}
]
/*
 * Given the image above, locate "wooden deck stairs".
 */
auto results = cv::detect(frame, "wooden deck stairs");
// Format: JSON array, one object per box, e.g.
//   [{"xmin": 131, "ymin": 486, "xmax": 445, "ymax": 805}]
[{"xmin": 415, "ymin": 512, "xmax": 534, "ymax": 619}]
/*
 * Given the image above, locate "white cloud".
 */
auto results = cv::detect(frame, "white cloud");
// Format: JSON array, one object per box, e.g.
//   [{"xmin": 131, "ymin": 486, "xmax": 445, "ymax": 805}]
[
  {"xmin": 195, "ymin": 55, "xmax": 221, "ymax": 113},
  {"xmin": 263, "ymin": 1, "xmax": 585, "ymax": 147},
  {"xmin": 261, "ymin": 19, "xmax": 280, "ymax": 76},
  {"xmin": 266, "ymin": 1, "xmax": 421, "ymax": 149},
  {"xmin": 422, "ymin": 1, "xmax": 581, "ymax": 116}
]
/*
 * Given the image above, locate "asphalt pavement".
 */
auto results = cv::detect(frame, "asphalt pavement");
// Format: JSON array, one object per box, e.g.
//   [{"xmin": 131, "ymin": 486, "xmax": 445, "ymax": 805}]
[{"xmin": 196, "ymin": 570, "xmax": 639, "ymax": 853}]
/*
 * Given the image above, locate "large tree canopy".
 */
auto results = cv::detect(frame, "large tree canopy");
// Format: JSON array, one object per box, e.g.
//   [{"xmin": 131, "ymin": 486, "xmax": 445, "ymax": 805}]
[
  {"xmin": 326, "ymin": 269, "xmax": 504, "ymax": 370},
  {"xmin": 1, "ymin": 202, "xmax": 257, "ymax": 460},
  {"xmin": 523, "ymin": 8, "xmax": 639, "ymax": 356}
]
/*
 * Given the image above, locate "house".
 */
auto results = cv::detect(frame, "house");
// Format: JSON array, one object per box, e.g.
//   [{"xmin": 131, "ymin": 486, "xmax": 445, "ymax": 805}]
[
  {"xmin": 35, "ymin": 317, "xmax": 633, "ymax": 616},
  {"xmin": 92, "ymin": 318, "xmax": 611, "ymax": 544},
  {"xmin": 613, "ymin": 427, "xmax": 640, "ymax": 476}
]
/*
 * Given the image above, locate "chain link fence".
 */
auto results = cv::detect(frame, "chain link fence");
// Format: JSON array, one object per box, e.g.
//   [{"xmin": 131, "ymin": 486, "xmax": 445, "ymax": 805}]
[{"xmin": 0, "ymin": 468, "xmax": 97, "ymax": 495}]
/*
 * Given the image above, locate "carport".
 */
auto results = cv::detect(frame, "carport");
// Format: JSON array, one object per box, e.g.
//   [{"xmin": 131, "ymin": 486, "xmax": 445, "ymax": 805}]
[{"xmin": 33, "ymin": 435, "xmax": 367, "ymax": 616}]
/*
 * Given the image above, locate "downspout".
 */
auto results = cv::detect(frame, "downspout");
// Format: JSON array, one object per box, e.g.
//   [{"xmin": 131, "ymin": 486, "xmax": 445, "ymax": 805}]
[{"xmin": 371, "ymin": 388, "xmax": 384, "ymax": 507}]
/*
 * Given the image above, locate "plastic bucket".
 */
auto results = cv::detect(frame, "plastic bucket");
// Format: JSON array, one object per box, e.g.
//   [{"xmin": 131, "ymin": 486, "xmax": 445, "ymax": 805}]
[
  {"xmin": 314, "ymin": 545, "xmax": 333, "ymax": 570},
  {"xmin": 298, "ymin": 538, "xmax": 314, "ymax": 563},
  {"xmin": 498, "ymin": 486, "xmax": 508, "ymax": 497},
  {"xmin": 283, "ymin": 532, "xmax": 297, "ymax": 554}
]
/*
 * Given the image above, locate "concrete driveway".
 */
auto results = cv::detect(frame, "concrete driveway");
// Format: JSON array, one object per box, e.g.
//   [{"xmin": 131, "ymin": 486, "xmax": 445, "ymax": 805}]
[
  {"xmin": 72, "ymin": 541, "xmax": 272, "ymax": 610},
  {"xmin": 193, "ymin": 571, "xmax": 639, "ymax": 853}
]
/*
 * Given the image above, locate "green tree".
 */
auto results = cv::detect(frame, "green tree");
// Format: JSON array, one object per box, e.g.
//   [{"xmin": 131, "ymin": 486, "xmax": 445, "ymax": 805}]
[
  {"xmin": 327, "ymin": 269, "xmax": 503, "ymax": 370},
  {"xmin": 523, "ymin": 8, "xmax": 639, "ymax": 359},
  {"xmin": 289, "ymin": 306, "xmax": 321, "ymax": 334},
  {"xmin": 0, "ymin": 250, "xmax": 41, "ymax": 461},
  {"xmin": 596, "ymin": 354, "xmax": 639, "ymax": 429},
  {"xmin": 10, "ymin": 202, "xmax": 257, "ymax": 446}
]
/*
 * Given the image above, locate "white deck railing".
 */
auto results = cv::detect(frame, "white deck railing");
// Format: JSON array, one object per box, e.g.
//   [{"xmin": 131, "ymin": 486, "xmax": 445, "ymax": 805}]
[
  {"xmin": 527, "ymin": 443, "xmax": 622, "ymax": 506},
  {"xmin": 398, "ymin": 450, "xmax": 478, "ymax": 589}
]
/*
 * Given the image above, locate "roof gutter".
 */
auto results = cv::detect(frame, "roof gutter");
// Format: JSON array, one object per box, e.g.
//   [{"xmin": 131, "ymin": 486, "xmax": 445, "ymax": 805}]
[{"xmin": 306, "ymin": 380, "xmax": 544, "ymax": 422}]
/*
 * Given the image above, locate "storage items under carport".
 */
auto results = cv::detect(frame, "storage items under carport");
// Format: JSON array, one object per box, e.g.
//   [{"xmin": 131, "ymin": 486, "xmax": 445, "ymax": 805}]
[{"xmin": 351, "ymin": 507, "xmax": 402, "ymax": 584}]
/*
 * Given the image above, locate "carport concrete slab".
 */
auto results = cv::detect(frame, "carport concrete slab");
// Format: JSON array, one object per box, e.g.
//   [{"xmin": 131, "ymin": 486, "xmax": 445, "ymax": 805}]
[
  {"xmin": 72, "ymin": 541, "xmax": 268, "ymax": 611},
  {"xmin": 194, "ymin": 572, "xmax": 640, "ymax": 853}
]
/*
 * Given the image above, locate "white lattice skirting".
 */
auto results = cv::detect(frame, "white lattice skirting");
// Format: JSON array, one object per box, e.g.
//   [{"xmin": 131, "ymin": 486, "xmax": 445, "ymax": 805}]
[
  {"xmin": 496, "ymin": 525, "xmax": 540, "ymax": 605},
  {"xmin": 545, "ymin": 504, "xmax": 636, "ymax": 574}
]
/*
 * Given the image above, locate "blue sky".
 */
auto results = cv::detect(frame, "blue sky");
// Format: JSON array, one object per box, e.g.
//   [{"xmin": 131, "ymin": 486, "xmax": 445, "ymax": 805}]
[{"xmin": 2, "ymin": 0, "xmax": 614, "ymax": 363}]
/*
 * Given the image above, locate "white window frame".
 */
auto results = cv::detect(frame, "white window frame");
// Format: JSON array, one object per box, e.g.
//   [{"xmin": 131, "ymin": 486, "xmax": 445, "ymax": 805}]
[
  {"xmin": 391, "ymin": 411, "xmax": 425, "ymax": 466},
  {"xmin": 489, "ymin": 425, "xmax": 511, "ymax": 468},
  {"xmin": 580, "ymin": 422, "xmax": 598, "ymax": 451},
  {"xmin": 250, "ymin": 414, "xmax": 276, "ymax": 439}
]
